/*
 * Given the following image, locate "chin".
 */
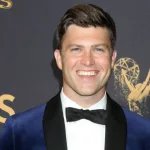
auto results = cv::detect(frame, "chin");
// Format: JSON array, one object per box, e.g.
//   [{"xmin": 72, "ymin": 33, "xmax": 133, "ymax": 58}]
[{"xmin": 76, "ymin": 89, "xmax": 97, "ymax": 96}]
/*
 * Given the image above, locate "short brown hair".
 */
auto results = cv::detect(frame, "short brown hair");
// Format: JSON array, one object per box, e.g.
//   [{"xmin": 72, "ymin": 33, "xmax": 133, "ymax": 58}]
[{"xmin": 56, "ymin": 4, "xmax": 116, "ymax": 50}]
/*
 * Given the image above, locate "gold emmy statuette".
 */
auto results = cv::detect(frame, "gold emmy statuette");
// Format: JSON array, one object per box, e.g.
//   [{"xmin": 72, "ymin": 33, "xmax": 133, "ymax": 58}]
[{"xmin": 114, "ymin": 58, "xmax": 150, "ymax": 115}]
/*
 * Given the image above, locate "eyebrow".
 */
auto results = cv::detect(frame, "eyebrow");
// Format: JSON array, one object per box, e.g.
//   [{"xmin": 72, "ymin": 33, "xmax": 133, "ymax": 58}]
[
  {"xmin": 66, "ymin": 44, "xmax": 109, "ymax": 49},
  {"xmin": 91, "ymin": 44, "xmax": 109, "ymax": 49},
  {"xmin": 66, "ymin": 44, "xmax": 84, "ymax": 49}
]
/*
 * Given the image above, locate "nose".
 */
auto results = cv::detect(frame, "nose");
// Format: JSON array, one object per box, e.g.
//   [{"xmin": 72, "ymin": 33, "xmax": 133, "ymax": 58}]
[{"xmin": 80, "ymin": 51, "xmax": 95, "ymax": 66}]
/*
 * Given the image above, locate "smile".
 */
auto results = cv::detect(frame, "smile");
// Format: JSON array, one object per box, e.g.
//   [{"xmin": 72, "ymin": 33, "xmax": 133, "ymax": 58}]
[{"xmin": 77, "ymin": 71, "xmax": 99, "ymax": 76}]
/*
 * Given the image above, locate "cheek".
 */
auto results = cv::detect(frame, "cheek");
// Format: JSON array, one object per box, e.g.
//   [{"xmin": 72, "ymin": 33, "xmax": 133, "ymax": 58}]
[
  {"xmin": 97, "ymin": 56, "xmax": 112, "ymax": 68},
  {"xmin": 62, "ymin": 55, "xmax": 79, "ymax": 70}
]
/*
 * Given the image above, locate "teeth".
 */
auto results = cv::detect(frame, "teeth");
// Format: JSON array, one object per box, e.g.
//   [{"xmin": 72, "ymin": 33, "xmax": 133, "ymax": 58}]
[{"xmin": 78, "ymin": 71, "xmax": 97, "ymax": 76}]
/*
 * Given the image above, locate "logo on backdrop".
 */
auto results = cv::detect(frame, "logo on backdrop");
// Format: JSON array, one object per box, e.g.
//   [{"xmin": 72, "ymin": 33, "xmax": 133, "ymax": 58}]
[
  {"xmin": 0, "ymin": 0, "xmax": 13, "ymax": 9},
  {"xmin": 113, "ymin": 58, "xmax": 150, "ymax": 116},
  {"xmin": 0, "ymin": 94, "xmax": 15, "ymax": 123}
]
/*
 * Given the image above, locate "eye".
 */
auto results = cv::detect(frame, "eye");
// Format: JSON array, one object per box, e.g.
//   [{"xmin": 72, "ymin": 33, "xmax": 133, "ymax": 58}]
[
  {"xmin": 71, "ymin": 47, "xmax": 80, "ymax": 51},
  {"xmin": 95, "ymin": 48, "xmax": 104, "ymax": 51}
]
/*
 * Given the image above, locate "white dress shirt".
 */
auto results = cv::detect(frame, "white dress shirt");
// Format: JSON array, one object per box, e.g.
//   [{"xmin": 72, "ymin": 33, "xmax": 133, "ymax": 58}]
[{"xmin": 60, "ymin": 89, "xmax": 107, "ymax": 150}]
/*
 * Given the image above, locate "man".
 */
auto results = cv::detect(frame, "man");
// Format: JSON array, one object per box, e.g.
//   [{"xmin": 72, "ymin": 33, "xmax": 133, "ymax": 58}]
[{"xmin": 0, "ymin": 3, "xmax": 150, "ymax": 150}]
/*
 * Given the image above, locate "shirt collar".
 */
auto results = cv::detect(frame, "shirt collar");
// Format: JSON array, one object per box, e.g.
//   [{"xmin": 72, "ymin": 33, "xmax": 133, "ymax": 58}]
[{"xmin": 60, "ymin": 88, "xmax": 107, "ymax": 121}]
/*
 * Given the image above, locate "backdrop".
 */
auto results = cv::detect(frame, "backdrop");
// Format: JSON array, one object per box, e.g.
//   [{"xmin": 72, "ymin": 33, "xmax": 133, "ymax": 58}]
[{"xmin": 0, "ymin": 0, "xmax": 150, "ymax": 130}]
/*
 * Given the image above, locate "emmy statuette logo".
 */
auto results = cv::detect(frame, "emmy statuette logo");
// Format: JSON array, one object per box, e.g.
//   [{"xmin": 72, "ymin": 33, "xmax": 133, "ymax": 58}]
[
  {"xmin": 0, "ymin": 94, "xmax": 15, "ymax": 123},
  {"xmin": 0, "ymin": 0, "xmax": 13, "ymax": 9},
  {"xmin": 114, "ymin": 58, "xmax": 150, "ymax": 115}
]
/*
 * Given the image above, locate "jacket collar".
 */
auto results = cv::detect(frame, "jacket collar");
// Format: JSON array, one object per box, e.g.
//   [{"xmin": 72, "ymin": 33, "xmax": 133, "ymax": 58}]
[{"xmin": 43, "ymin": 92, "xmax": 127, "ymax": 150}]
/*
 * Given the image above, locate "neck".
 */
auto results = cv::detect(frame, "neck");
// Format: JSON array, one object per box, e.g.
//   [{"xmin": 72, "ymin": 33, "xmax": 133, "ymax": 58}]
[{"xmin": 63, "ymin": 87, "xmax": 106, "ymax": 108}]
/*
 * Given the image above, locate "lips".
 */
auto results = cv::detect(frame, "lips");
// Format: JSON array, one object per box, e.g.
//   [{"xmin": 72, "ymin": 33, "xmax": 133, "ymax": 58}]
[{"xmin": 76, "ymin": 70, "xmax": 99, "ymax": 76}]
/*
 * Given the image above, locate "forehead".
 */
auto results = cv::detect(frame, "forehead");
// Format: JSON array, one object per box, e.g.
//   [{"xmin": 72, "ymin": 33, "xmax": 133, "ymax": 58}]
[{"xmin": 62, "ymin": 25, "xmax": 111, "ymax": 47}]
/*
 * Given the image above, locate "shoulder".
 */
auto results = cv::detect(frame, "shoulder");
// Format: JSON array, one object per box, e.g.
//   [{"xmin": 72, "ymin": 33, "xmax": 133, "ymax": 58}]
[
  {"xmin": 11, "ymin": 103, "xmax": 46, "ymax": 125},
  {"xmin": 3, "ymin": 103, "xmax": 46, "ymax": 136},
  {"xmin": 0, "ymin": 103, "xmax": 46, "ymax": 149},
  {"xmin": 1, "ymin": 103, "xmax": 46, "ymax": 132},
  {"xmin": 123, "ymin": 107, "xmax": 150, "ymax": 125},
  {"xmin": 5, "ymin": 92, "xmax": 61, "ymax": 127},
  {"xmin": 123, "ymin": 107, "xmax": 150, "ymax": 135},
  {"xmin": 123, "ymin": 108, "xmax": 150, "ymax": 148}
]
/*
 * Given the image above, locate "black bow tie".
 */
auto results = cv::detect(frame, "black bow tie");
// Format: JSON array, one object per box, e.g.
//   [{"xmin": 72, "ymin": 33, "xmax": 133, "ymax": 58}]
[{"xmin": 66, "ymin": 107, "xmax": 107, "ymax": 125}]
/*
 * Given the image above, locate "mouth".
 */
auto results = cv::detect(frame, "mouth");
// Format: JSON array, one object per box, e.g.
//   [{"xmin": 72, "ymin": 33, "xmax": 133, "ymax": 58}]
[{"xmin": 76, "ymin": 70, "xmax": 99, "ymax": 77}]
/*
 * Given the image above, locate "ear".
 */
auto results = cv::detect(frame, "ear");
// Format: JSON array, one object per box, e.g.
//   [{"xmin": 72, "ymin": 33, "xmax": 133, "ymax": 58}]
[
  {"xmin": 111, "ymin": 49, "xmax": 117, "ymax": 68},
  {"xmin": 54, "ymin": 49, "xmax": 62, "ymax": 70}
]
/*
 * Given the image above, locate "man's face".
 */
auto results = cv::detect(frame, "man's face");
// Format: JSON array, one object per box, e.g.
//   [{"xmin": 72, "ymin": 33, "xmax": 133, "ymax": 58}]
[{"xmin": 54, "ymin": 25, "xmax": 117, "ymax": 98}]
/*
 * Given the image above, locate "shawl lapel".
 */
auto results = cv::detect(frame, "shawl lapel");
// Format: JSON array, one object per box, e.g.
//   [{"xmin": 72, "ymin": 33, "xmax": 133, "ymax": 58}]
[
  {"xmin": 43, "ymin": 92, "xmax": 127, "ymax": 150},
  {"xmin": 43, "ymin": 93, "xmax": 67, "ymax": 150},
  {"xmin": 105, "ymin": 94, "xmax": 127, "ymax": 150}
]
